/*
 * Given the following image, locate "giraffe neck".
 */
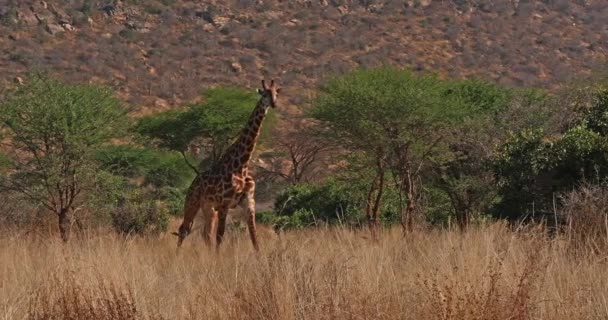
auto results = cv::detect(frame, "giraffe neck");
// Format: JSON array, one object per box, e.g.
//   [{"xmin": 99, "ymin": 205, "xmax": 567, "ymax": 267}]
[{"xmin": 223, "ymin": 99, "xmax": 268, "ymax": 172}]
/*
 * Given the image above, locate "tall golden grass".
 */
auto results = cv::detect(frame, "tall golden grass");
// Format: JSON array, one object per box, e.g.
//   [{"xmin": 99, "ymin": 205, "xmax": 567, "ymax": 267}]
[{"xmin": 1, "ymin": 222, "xmax": 607, "ymax": 320}]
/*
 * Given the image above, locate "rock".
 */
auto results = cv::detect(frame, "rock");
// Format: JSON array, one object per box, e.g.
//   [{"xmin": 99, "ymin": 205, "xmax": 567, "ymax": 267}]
[
  {"xmin": 40, "ymin": 1, "xmax": 48, "ymax": 9},
  {"xmin": 45, "ymin": 23, "xmax": 65, "ymax": 35},
  {"xmin": 202, "ymin": 23, "xmax": 215, "ymax": 32},
  {"xmin": 8, "ymin": 34, "xmax": 18, "ymax": 41},
  {"xmin": 125, "ymin": 21, "xmax": 137, "ymax": 30},
  {"xmin": 231, "ymin": 62, "xmax": 243, "ymax": 73},
  {"xmin": 17, "ymin": 10, "xmax": 38, "ymax": 26},
  {"xmin": 49, "ymin": 4, "xmax": 70, "ymax": 21},
  {"xmin": 114, "ymin": 72, "xmax": 126, "ymax": 81},
  {"xmin": 285, "ymin": 18, "xmax": 300, "ymax": 26},
  {"xmin": 407, "ymin": 0, "xmax": 431, "ymax": 7},
  {"xmin": 337, "ymin": 5, "xmax": 348, "ymax": 14},
  {"xmin": 60, "ymin": 22, "xmax": 75, "ymax": 31},
  {"xmin": 212, "ymin": 16, "xmax": 229, "ymax": 27},
  {"xmin": 154, "ymin": 98, "xmax": 168, "ymax": 108},
  {"xmin": 34, "ymin": 13, "xmax": 47, "ymax": 23},
  {"xmin": 14, "ymin": 77, "xmax": 24, "ymax": 85}
]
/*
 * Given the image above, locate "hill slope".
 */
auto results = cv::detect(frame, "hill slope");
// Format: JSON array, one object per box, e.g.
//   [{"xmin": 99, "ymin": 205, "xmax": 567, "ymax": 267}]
[{"xmin": 1, "ymin": 0, "xmax": 607, "ymax": 113}]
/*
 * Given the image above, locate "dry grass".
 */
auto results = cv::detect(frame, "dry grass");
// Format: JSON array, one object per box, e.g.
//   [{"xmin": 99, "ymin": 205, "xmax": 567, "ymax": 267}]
[{"xmin": 1, "ymin": 222, "xmax": 607, "ymax": 320}]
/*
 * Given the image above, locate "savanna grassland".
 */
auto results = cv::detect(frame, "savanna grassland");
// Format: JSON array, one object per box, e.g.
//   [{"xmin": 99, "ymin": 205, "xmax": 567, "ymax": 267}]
[
  {"xmin": 2, "ymin": 222, "xmax": 607, "ymax": 320},
  {"xmin": 3, "ymin": 2, "xmax": 608, "ymax": 320}
]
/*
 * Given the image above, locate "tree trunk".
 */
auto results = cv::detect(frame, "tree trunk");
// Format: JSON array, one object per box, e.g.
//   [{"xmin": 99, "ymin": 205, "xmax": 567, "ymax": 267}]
[
  {"xmin": 58, "ymin": 208, "xmax": 71, "ymax": 242},
  {"xmin": 365, "ymin": 177, "xmax": 378, "ymax": 227},
  {"xmin": 448, "ymin": 191, "xmax": 471, "ymax": 231},
  {"xmin": 400, "ymin": 170, "xmax": 416, "ymax": 233},
  {"xmin": 454, "ymin": 205, "xmax": 470, "ymax": 231},
  {"xmin": 370, "ymin": 170, "xmax": 385, "ymax": 233},
  {"xmin": 401, "ymin": 200, "xmax": 415, "ymax": 233},
  {"xmin": 368, "ymin": 155, "xmax": 386, "ymax": 236}
]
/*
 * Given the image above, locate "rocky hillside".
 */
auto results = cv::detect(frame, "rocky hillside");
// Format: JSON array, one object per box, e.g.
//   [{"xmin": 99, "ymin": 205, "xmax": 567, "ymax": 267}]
[{"xmin": 1, "ymin": 0, "xmax": 607, "ymax": 114}]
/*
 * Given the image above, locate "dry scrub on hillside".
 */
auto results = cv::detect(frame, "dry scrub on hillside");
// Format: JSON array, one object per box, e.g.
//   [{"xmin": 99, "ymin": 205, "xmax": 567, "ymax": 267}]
[{"xmin": 1, "ymin": 223, "xmax": 607, "ymax": 320}]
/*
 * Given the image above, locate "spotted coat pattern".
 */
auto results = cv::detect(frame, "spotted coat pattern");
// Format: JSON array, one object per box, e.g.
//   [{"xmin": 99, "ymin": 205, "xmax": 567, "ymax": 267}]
[{"xmin": 175, "ymin": 80, "xmax": 280, "ymax": 251}]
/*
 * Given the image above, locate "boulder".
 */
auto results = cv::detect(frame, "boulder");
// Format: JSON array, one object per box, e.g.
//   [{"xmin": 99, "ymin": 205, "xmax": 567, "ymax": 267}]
[
  {"xmin": 17, "ymin": 10, "xmax": 38, "ymax": 26},
  {"xmin": 45, "ymin": 23, "xmax": 65, "ymax": 35},
  {"xmin": 231, "ymin": 62, "xmax": 243, "ymax": 73},
  {"xmin": 60, "ymin": 22, "xmax": 75, "ymax": 31}
]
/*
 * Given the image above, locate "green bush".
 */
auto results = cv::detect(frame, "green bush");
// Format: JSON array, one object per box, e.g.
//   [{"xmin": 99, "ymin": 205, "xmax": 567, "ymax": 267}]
[
  {"xmin": 494, "ymin": 88, "xmax": 608, "ymax": 220},
  {"xmin": 95, "ymin": 145, "xmax": 194, "ymax": 189},
  {"xmin": 273, "ymin": 180, "xmax": 363, "ymax": 228},
  {"xmin": 110, "ymin": 189, "xmax": 170, "ymax": 235}
]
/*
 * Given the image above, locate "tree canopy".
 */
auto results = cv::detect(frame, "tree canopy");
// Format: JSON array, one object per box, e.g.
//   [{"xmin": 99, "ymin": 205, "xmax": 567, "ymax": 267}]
[{"xmin": 0, "ymin": 74, "xmax": 128, "ymax": 241}]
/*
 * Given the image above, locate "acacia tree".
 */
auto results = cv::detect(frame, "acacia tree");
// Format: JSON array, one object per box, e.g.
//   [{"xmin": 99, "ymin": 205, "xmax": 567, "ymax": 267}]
[
  {"xmin": 428, "ymin": 80, "xmax": 513, "ymax": 230},
  {"xmin": 257, "ymin": 123, "xmax": 331, "ymax": 185},
  {"xmin": 0, "ymin": 75, "xmax": 127, "ymax": 241},
  {"xmin": 135, "ymin": 87, "xmax": 271, "ymax": 172},
  {"xmin": 312, "ymin": 68, "xmax": 469, "ymax": 231}
]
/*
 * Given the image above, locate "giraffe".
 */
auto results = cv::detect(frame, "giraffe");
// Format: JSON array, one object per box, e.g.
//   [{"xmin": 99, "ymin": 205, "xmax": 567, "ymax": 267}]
[{"xmin": 173, "ymin": 79, "xmax": 281, "ymax": 251}]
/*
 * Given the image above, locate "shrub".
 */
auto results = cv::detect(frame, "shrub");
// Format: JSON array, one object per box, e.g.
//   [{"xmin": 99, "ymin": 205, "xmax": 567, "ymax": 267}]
[
  {"xmin": 110, "ymin": 189, "xmax": 170, "ymax": 236},
  {"xmin": 95, "ymin": 145, "xmax": 194, "ymax": 189},
  {"xmin": 273, "ymin": 180, "xmax": 363, "ymax": 228},
  {"xmin": 494, "ymin": 88, "xmax": 608, "ymax": 220},
  {"xmin": 561, "ymin": 184, "xmax": 608, "ymax": 252}
]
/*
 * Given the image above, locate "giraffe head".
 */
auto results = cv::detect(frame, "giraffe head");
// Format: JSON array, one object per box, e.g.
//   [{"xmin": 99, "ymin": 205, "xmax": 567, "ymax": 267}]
[{"xmin": 257, "ymin": 79, "xmax": 281, "ymax": 109}]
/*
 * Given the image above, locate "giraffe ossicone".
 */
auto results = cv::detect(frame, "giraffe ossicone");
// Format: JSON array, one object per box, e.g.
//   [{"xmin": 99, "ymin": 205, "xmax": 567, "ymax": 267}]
[{"xmin": 174, "ymin": 79, "xmax": 281, "ymax": 251}]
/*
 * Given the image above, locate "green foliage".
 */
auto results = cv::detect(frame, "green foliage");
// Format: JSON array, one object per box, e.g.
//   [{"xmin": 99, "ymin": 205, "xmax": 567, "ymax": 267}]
[
  {"xmin": 312, "ymin": 67, "xmax": 463, "ymax": 150},
  {"xmin": 89, "ymin": 172, "xmax": 172, "ymax": 234},
  {"xmin": 143, "ymin": 3, "xmax": 163, "ymax": 15},
  {"xmin": 430, "ymin": 79, "xmax": 518, "ymax": 227},
  {"xmin": 255, "ymin": 210, "xmax": 277, "ymax": 225},
  {"xmin": 494, "ymin": 87, "xmax": 608, "ymax": 219},
  {"xmin": 0, "ymin": 75, "xmax": 127, "ymax": 210},
  {"xmin": 442, "ymin": 78, "xmax": 512, "ymax": 115},
  {"xmin": 312, "ymin": 68, "xmax": 506, "ymax": 228},
  {"xmin": 273, "ymin": 180, "xmax": 363, "ymax": 228},
  {"xmin": 0, "ymin": 153, "xmax": 12, "ymax": 175},
  {"xmin": 493, "ymin": 129, "xmax": 552, "ymax": 218},
  {"xmin": 95, "ymin": 145, "xmax": 194, "ymax": 189},
  {"xmin": 135, "ymin": 87, "xmax": 269, "ymax": 166},
  {"xmin": 110, "ymin": 188, "xmax": 170, "ymax": 235},
  {"xmin": 580, "ymin": 89, "xmax": 608, "ymax": 136},
  {"xmin": 422, "ymin": 185, "xmax": 455, "ymax": 226},
  {"xmin": 0, "ymin": 74, "xmax": 127, "ymax": 240},
  {"xmin": 80, "ymin": 0, "xmax": 94, "ymax": 16}
]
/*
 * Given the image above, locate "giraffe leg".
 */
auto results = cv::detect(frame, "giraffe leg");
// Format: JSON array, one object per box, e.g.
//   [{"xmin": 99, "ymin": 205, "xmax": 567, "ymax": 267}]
[
  {"xmin": 215, "ymin": 206, "xmax": 229, "ymax": 251},
  {"xmin": 201, "ymin": 206, "xmax": 217, "ymax": 247},
  {"xmin": 176, "ymin": 190, "xmax": 201, "ymax": 248},
  {"xmin": 241, "ymin": 178, "xmax": 259, "ymax": 251}
]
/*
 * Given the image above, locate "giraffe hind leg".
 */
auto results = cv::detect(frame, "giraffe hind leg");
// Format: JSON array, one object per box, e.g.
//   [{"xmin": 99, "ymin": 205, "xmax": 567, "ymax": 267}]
[{"xmin": 215, "ymin": 206, "xmax": 229, "ymax": 251}]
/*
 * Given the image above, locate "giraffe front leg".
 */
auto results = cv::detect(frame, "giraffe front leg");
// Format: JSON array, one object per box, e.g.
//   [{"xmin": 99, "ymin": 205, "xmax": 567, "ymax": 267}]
[
  {"xmin": 241, "ymin": 179, "xmax": 259, "ymax": 251},
  {"xmin": 175, "ymin": 191, "xmax": 201, "ymax": 248},
  {"xmin": 201, "ymin": 206, "xmax": 218, "ymax": 247}
]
